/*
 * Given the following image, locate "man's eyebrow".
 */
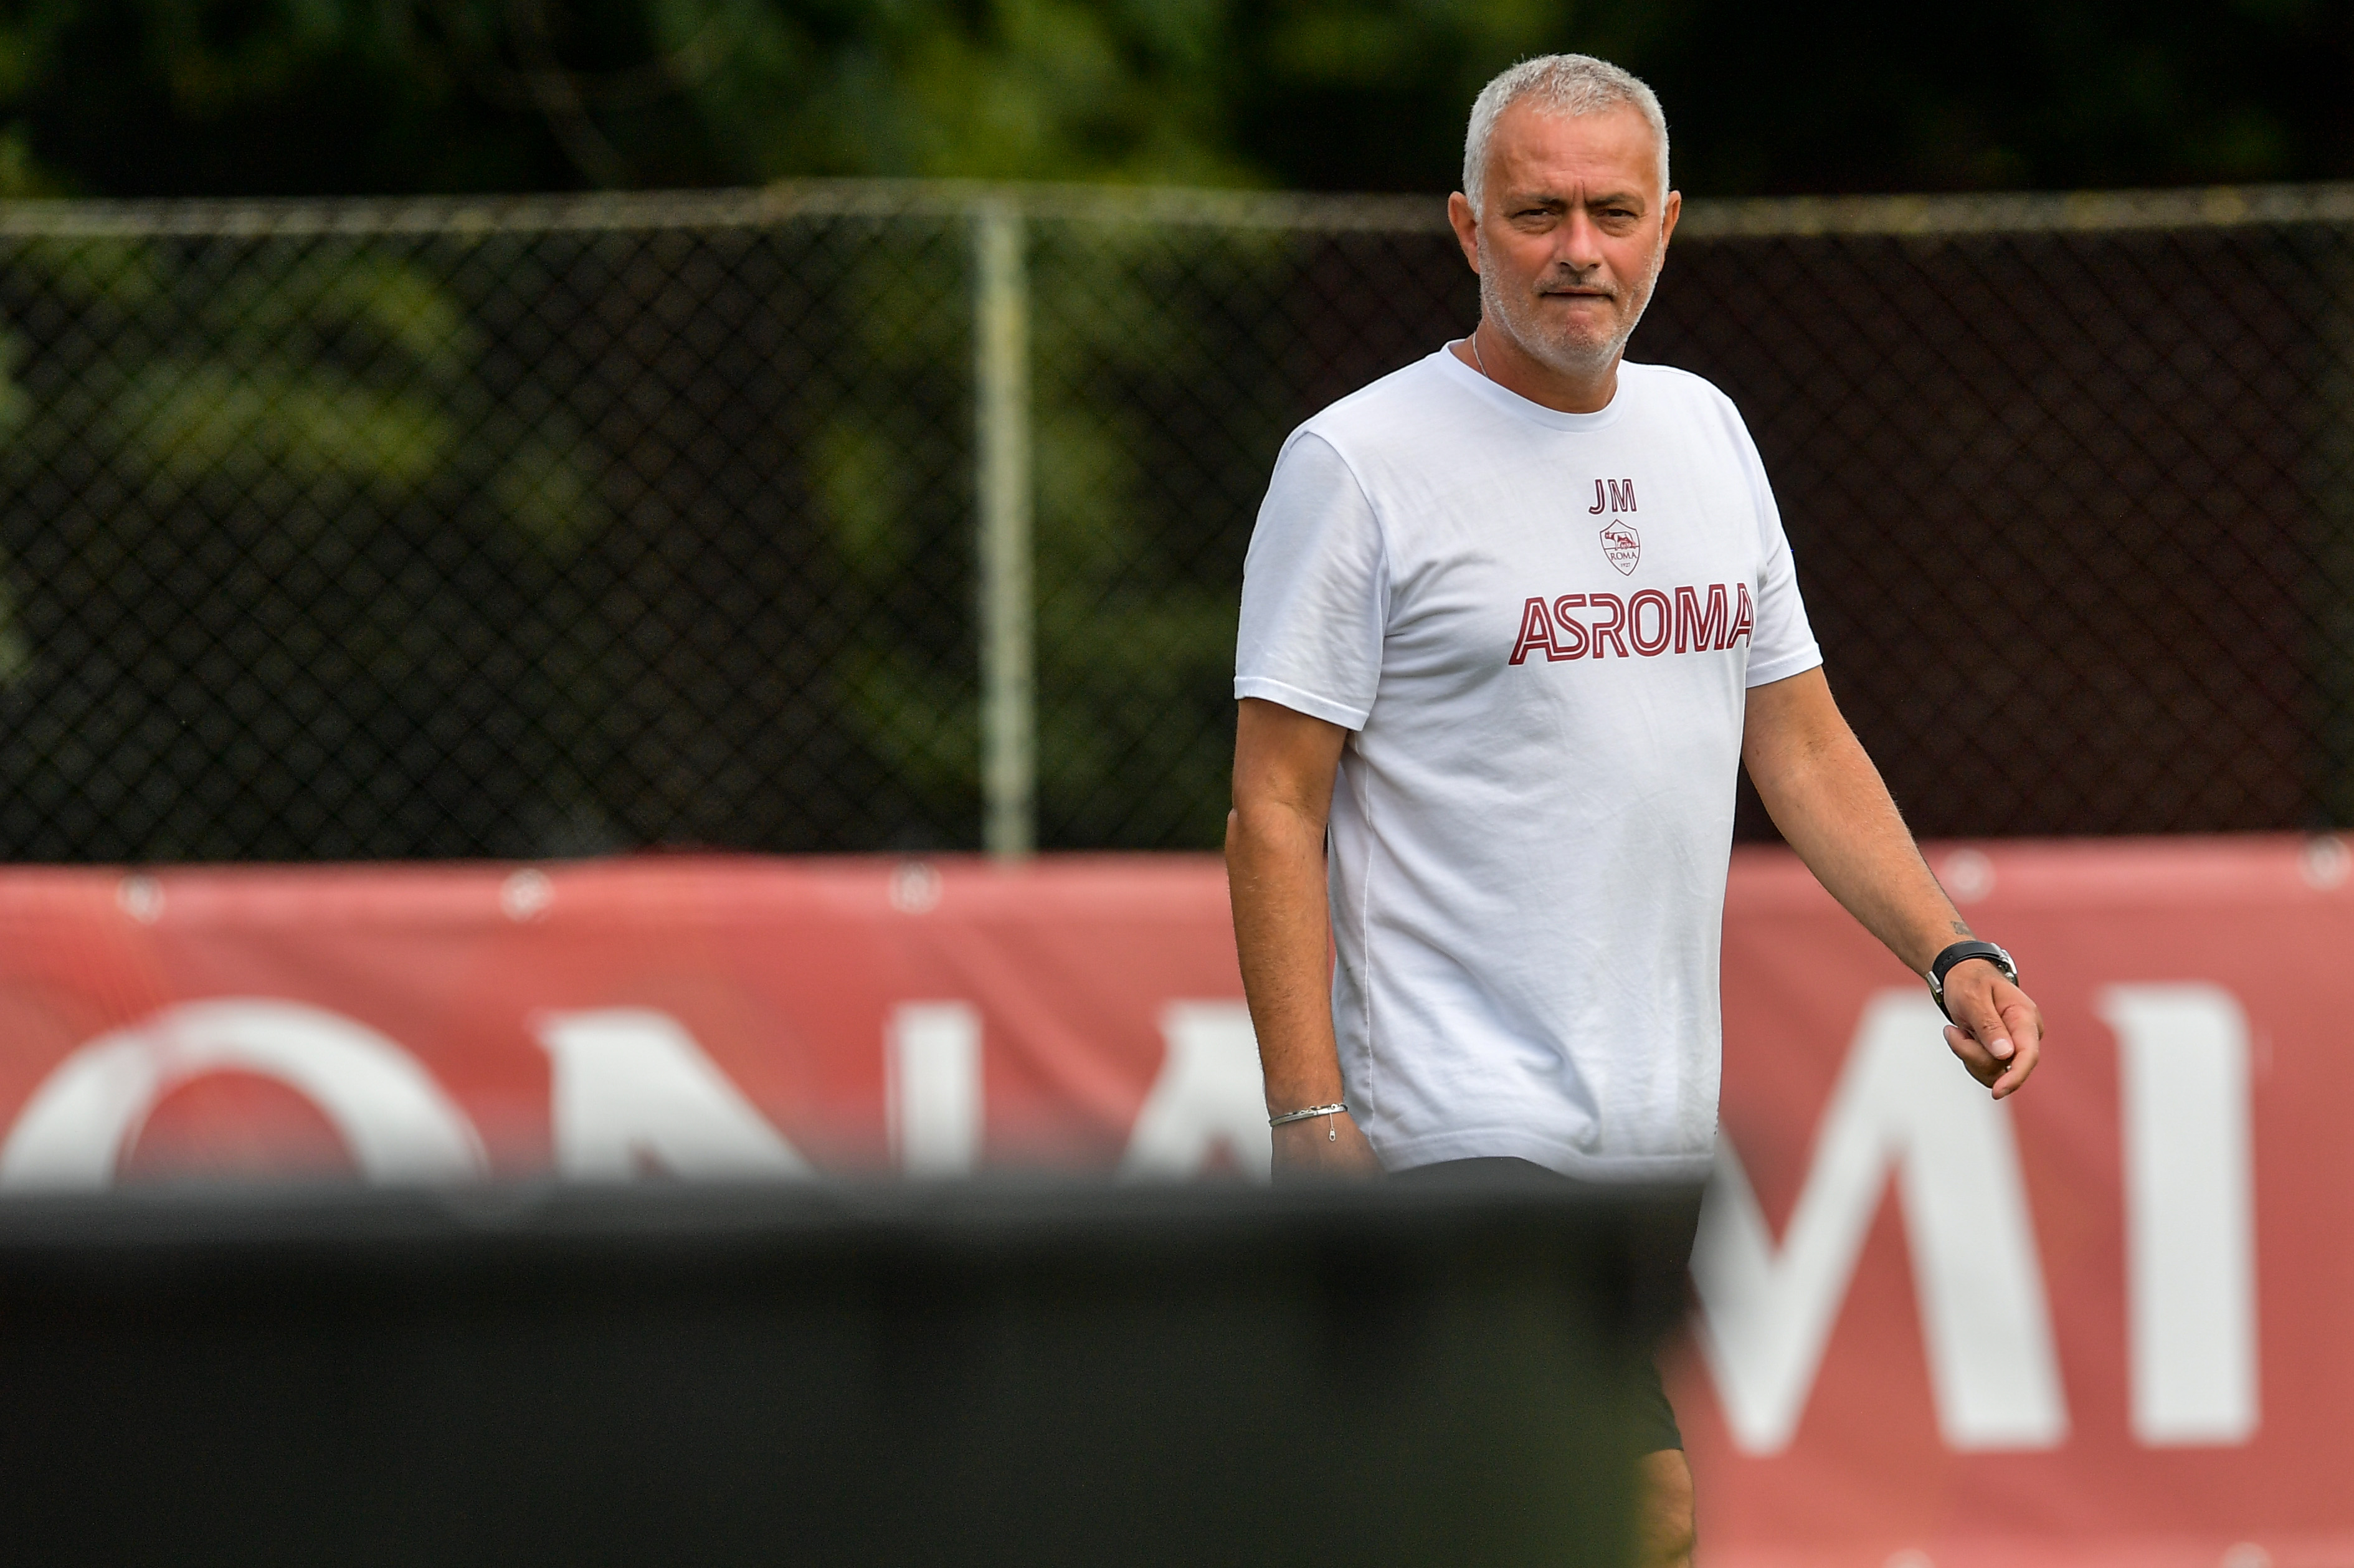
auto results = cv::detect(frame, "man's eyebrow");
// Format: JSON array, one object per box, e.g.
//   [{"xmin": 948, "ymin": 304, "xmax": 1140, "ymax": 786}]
[{"xmin": 1498, "ymin": 189, "xmax": 1649, "ymax": 212}]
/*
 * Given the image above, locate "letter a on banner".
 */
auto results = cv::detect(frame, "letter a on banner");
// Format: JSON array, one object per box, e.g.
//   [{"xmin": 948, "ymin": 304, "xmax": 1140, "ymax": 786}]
[
  {"xmin": 1691, "ymin": 991, "xmax": 2066, "ymax": 1453},
  {"xmin": 536, "ymin": 1009, "xmax": 812, "ymax": 1180},
  {"xmin": 1121, "ymin": 1002, "xmax": 1272, "ymax": 1181}
]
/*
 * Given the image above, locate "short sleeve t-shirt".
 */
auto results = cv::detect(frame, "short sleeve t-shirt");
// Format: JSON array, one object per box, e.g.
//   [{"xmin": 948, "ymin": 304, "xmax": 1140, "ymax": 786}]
[{"xmin": 1235, "ymin": 348, "xmax": 1821, "ymax": 1181}]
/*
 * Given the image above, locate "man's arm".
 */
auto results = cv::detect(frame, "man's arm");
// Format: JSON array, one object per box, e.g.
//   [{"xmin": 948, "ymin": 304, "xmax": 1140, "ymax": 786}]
[
  {"xmin": 1227, "ymin": 696, "xmax": 1383, "ymax": 1175},
  {"xmin": 1742, "ymin": 668, "xmax": 2044, "ymax": 1098}
]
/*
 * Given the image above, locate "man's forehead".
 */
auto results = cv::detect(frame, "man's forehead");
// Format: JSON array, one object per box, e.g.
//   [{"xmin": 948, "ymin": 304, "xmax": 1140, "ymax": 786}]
[{"xmin": 1486, "ymin": 102, "xmax": 1662, "ymax": 201}]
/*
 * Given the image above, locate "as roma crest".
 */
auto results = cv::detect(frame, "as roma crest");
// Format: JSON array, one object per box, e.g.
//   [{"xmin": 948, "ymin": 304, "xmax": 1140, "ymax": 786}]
[{"xmin": 1599, "ymin": 522, "xmax": 1641, "ymax": 576}]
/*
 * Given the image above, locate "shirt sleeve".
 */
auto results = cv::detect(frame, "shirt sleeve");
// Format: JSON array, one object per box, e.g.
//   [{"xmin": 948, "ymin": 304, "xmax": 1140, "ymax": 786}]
[
  {"xmin": 1234, "ymin": 430, "xmax": 1389, "ymax": 729},
  {"xmin": 1723, "ymin": 400, "xmax": 1823, "ymax": 689}
]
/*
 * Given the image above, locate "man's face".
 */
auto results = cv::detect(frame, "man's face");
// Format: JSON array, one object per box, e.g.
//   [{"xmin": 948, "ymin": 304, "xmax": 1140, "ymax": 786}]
[{"xmin": 1455, "ymin": 102, "xmax": 1679, "ymax": 383}]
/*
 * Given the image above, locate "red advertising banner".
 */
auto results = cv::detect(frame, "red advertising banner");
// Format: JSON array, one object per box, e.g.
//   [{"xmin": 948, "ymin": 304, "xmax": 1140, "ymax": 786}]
[
  {"xmin": 0, "ymin": 839, "xmax": 2347, "ymax": 1566},
  {"xmin": 1695, "ymin": 837, "xmax": 2354, "ymax": 1568}
]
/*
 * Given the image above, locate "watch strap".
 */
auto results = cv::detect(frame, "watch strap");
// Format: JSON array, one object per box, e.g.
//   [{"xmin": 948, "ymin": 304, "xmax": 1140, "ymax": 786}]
[{"xmin": 1926, "ymin": 940, "xmax": 2018, "ymax": 1021}]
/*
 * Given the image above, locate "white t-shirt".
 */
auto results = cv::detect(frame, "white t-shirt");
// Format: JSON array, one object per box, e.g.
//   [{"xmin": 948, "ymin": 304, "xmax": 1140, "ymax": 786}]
[{"xmin": 1235, "ymin": 348, "xmax": 1821, "ymax": 1181}]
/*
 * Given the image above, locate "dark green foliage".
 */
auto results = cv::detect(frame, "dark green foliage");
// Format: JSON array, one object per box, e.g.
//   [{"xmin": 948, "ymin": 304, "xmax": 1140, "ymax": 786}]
[{"xmin": 1, "ymin": 0, "xmax": 2352, "ymax": 199}]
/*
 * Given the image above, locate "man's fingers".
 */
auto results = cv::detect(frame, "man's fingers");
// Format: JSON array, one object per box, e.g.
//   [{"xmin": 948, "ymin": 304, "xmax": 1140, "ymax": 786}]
[
  {"xmin": 2000, "ymin": 997, "xmax": 2043, "ymax": 1051},
  {"xmin": 1962, "ymin": 1001, "xmax": 2015, "ymax": 1062},
  {"xmin": 1990, "ymin": 1000, "xmax": 2043, "ymax": 1098},
  {"xmin": 1945, "ymin": 1001, "xmax": 2045, "ymax": 1100},
  {"xmin": 1942, "ymin": 1023, "xmax": 2000, "ymax": 1086}
]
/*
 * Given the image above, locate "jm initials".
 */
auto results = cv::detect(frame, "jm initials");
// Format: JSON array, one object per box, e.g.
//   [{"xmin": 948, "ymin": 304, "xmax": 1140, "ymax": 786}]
[{"xmin": 1589, "ymin": 479, "xmax": 1638, "ymax": 514}]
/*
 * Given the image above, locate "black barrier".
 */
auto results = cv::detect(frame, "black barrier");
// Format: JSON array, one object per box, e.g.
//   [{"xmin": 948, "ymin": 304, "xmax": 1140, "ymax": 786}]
[{"xmin": 0, "ymin": 1178, "xmax": 1697, "ymax": 1567}]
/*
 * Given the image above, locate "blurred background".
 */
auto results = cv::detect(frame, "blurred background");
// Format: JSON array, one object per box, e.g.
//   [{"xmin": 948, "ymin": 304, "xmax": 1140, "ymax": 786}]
[
  {"xmin": 14, "ymin": 0, "xmax": 2354, "ymax": 198},
  {"xmin": 0, "ymin": 7, "xmax": 2350, "ymax": 1566},
  {"xmin": 4, "ymin": 0, "xmax": 2354, "ymax": 859}
]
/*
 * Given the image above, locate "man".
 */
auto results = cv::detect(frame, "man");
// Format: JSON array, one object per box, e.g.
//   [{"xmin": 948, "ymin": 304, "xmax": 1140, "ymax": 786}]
[{"xmin": 1225, "ymin": 53, "xmax": 2045, "ymax": 1567}]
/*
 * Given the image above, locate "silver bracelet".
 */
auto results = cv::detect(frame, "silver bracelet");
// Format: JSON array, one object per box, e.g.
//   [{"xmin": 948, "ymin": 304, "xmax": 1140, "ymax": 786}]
[{"xmin": 1268, "ymin": 1102, "xmax": 1347, "ymax": 1128}]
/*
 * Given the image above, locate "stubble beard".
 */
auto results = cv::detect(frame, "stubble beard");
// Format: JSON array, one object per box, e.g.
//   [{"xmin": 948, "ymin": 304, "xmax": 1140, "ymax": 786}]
[{"xmin": 1476, "ymin": 238, "xmax": 1661, "ymax": 386}]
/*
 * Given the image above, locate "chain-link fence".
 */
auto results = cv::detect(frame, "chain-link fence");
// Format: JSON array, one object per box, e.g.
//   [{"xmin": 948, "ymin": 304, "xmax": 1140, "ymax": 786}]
[{"xmin": 0, "ymin": 182, "xmax": 2349, "ymax": 862}]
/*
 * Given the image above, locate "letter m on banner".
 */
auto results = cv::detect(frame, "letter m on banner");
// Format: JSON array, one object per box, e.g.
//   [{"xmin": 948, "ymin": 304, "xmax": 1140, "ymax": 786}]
[{"xmin": 1691, "ymin": 992, "xmax": 2067, "ymax": 1454}]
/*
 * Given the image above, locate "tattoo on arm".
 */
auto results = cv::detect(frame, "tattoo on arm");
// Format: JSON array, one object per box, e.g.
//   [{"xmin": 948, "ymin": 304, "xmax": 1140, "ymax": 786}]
[{"xmin": 1950, "ymin": 920, "xmax": 1973, "ymax": 938}]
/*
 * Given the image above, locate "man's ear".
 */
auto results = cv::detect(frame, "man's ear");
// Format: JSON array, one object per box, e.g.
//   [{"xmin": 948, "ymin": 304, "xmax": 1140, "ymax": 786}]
[{"xmin": 1446, "ymin": 191, "xmax": 1482, "ymax": 275}]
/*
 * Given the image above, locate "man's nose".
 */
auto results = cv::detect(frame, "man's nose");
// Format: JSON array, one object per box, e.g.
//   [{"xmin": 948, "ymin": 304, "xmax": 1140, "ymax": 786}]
[{"xmin": 1554, "ymin": 207, "xmax": 1607, "ymax": 271}]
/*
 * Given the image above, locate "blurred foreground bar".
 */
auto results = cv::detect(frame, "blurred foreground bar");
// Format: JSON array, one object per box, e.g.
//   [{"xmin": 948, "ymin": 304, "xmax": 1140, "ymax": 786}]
[{"xmin": 0, "ymin": 1178, "xmax": 1696, "ymax": 1567}]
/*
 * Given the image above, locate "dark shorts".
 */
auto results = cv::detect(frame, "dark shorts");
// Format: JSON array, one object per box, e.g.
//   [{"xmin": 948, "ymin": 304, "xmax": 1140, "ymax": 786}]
[{"xmin": 1391, "ymin": 1156, "xmax": 1686, "ymax": 1455}]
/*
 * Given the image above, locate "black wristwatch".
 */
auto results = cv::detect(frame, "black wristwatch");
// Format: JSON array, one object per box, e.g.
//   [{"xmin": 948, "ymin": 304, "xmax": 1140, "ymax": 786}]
[{"xmin": 1926, "ymin": 940, "xmax": 2018, "ymax": 1022}]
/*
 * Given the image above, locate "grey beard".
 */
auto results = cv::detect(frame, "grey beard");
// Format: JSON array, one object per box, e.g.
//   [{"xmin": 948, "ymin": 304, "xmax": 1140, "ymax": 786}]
[{"xmin": 1476, "ymin": 264, "xmax": 1647, "ymax": 382}]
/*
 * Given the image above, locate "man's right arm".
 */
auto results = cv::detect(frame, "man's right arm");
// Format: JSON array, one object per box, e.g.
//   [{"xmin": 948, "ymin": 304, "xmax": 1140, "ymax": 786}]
[{"xmin": 1227, "ymin": 696, "xmax": 1382, "ymax": 1177}]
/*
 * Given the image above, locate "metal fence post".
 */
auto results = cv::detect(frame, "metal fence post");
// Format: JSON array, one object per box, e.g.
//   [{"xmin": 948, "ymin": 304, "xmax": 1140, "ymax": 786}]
[{"xmin": 973, "ymin": 196, "xmax": 1035, "ymax": 860}]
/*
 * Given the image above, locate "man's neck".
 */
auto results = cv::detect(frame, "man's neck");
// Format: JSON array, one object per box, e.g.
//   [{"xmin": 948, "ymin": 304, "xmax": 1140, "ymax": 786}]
[{"xmin": 1452, "ymin": 323, "xmax": 1618, "ymax": 414}]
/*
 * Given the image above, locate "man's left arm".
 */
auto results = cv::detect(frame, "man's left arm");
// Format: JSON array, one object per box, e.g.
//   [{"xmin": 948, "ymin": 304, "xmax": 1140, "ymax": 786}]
[{"xmin": 1741, "ymin": 667, "xmax": 2044, "ymax": 1098}]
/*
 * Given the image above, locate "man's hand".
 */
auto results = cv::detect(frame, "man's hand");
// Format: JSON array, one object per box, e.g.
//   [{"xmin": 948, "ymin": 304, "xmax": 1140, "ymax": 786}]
[
  {"xmin": 1938, "ymin": 958, "xmax": 2044, "ymax": 1100},
  {"xmin": 1271, "ymin": 1109, "xmax": 1383, "ymax": 1179}
]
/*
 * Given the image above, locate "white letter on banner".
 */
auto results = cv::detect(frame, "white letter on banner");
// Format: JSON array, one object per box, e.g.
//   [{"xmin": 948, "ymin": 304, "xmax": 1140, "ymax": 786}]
[
  {"xmin": 887, "ymin": 1002, "xmax": 982, "ymax": 1177},
  {"xmin": 0, "ymin": 999, "xmax": 485, "ymax": 1187},
  {"xmin": 2100, "ymin": 983, "xmax": 2259, "ymax": 1446},
  {"xmin": 534, "ymin": 1009, "xmax": 812, "ymax": 1180},
  {"xmin": 1119, "ymin": 1002, "xmax": 1271, "ymax": 1181},
  {"xmin": 1692, "ymin": 991, "xmax": 2066, "ymax": 1453}
]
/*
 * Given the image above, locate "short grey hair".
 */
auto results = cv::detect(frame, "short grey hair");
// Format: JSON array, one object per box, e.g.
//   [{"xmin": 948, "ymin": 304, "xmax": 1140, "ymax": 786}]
[{"xmin": 1462, "ymin": 54, "xmax": 1670, "ymax": 212}]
